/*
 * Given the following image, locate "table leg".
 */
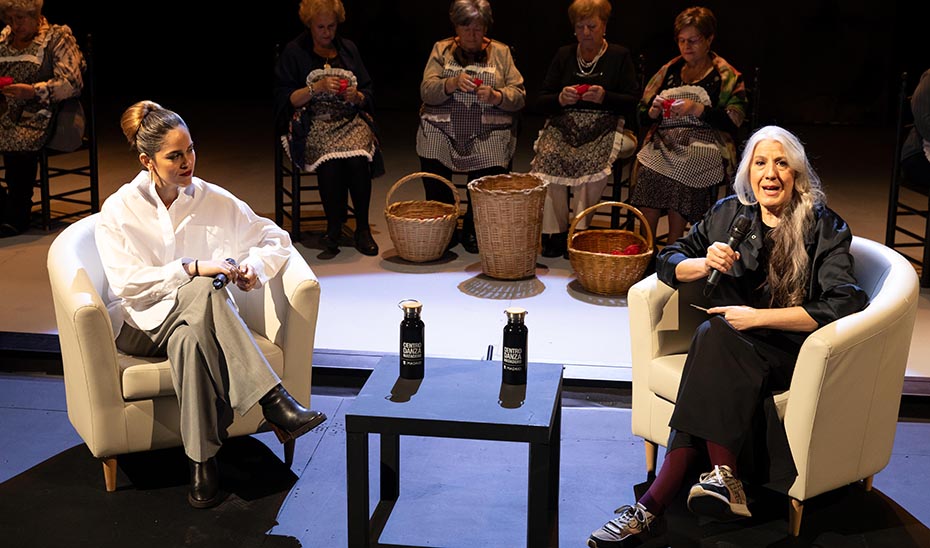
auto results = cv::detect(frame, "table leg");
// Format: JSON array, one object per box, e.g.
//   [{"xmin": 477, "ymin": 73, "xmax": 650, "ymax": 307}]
[
  {"xmin": 528, "ymin": 427, "xmax": 561, "ymax": 545},
  {"xmin": 347, "ymin": 431, "xmax": 370, "ymax": 548},
  {"xmin": 549, "ymin": 394, "xmax": 561, "ymax": 542},
  {"xmin": 381, "ymin": 433, "xmax": 400, "ymax": 501},
  {"xmin": 528, "ymin": 387, "xmax": 561, "ymax": 547}
]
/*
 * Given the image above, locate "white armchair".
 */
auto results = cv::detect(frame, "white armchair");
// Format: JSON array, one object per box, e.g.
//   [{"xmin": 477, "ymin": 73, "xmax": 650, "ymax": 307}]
[
  {"xmin": 47, "ymin": 214, "xmax": 321, "ymax": 492},
  {"xmin": 628, "ymin": 236, "xmax": 920, "ymax": 536}
]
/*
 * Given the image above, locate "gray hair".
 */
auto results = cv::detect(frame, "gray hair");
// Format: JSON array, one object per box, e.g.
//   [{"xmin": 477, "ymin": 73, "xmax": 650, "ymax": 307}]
[
  {"xmin": 449, "ymin": 0, "xmax": 493, "ymax": 29},
  {"xmin": 733, "ymin": 125, "xmax": 826, "ymax": 307},
  {"xmin": 0, "ymin": 0, "xmax": 42, "ymax": 15},
  {"xmin": 733, "ymin": 125, "xmax": 824, "ymax": 209}
]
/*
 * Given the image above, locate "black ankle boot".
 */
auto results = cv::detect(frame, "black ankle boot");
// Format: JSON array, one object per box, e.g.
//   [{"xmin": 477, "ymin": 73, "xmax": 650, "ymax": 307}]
[
  {"xmin": 461, "ymin": 230, "xmax": 478, "ymax": 254},
  {"xmin": 320, "ymin": 226, "xmax": 341, "ymax": 252},
  {"xmin": 188, "ymin": 457, "xmax": 220, "ymax": 509},
  {"xmin": 260, "ymin": 384, "xmax": 327, "ymax": 443},
  {"xmin": 354, "ymin": 228, "xmax": 379, "ymax": 256},
  {"xmin": 541, "ymin": 232, "xmax": 567, "ymax": 258}
]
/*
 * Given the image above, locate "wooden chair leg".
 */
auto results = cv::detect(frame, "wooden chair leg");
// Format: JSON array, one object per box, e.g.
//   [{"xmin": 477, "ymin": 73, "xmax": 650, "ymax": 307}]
[
  {"xmin": 788, "ymin": 498, "xmax": 804, "ymax": 537},
  {"xmin": 102, "ymin": 457, "xmax": 117, "ymax": 492},
  {"xmin": 863, "ymin": 475, "xmax": 874, "ymax": 491},
  {"xmin": 644, "ymin": 440, "xmax": 658, "ymax": 477},
  {"xmin": 284, "ymin": 439, "xmax": 295, "ymax": 467}
]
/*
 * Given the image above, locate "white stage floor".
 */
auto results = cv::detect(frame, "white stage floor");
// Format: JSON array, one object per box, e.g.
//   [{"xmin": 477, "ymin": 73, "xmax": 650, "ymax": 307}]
[{"xmin": 2, "ymin": 105, "xmax": 928, "ymax": 383}]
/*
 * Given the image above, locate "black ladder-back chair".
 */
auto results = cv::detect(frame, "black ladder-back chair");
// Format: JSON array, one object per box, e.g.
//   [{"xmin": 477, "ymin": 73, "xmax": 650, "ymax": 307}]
[
  {"xmin": 273, "ymin": 43, "xmax": 354, "ymax": 243},
  {"xmin": 885, "ymin": 71, "xmax": 930, "ymax": 287},
  {"xmin": 30, "ymin": 33, "xmax": 98, "ymax": 231}
]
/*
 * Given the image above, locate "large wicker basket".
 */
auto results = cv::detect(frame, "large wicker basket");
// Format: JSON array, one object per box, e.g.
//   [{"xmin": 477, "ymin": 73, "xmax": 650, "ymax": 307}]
[
  {"xmin": 469, "ymin": 173, "xmax": 548, "ymax": 280},
  {"xmin": 568, "ymin": 201, "xmax": 654, "ymax": 295},
  {"xmin": 385, "ymin": 172, "xmax": 460, "ymax": 263}
]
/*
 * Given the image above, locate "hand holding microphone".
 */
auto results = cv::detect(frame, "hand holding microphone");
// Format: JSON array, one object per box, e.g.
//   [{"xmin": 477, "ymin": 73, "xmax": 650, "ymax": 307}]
[
  {"xmin": 213, "ymin": 258, "xmax": 238, "ymax": 289},
  {"xmin": 704, "ymin": 214, "xmax": 753, "ymax": 297}
]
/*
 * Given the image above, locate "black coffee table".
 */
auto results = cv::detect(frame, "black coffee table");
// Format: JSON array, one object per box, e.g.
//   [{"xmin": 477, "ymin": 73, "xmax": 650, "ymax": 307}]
[{"xmin": 345, "ymin": 355, "xmax": 563, "ymax": 547}]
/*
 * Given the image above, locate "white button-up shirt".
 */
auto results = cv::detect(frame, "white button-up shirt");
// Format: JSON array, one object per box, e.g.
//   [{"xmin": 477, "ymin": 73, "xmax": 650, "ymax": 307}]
[{"xmin": 95, "ymin": 170, "xmax": 292, "ymax": 334}]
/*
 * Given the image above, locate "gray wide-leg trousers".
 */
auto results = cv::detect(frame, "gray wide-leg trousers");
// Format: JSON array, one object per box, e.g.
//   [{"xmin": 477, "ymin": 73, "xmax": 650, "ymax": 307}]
[{"xmin": 116, "ymin": 277, "xmax": 280, "ymax": 462}]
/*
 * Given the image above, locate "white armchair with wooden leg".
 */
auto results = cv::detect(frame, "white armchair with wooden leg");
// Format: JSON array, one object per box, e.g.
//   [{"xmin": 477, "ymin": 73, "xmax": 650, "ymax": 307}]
[
  {"xmin": 47, "ymin": 213, "xmax": 321, "ymax": 491},
  {"xmin": 628, "ymin": 236, "xmax": 919, "ymax": 536}
]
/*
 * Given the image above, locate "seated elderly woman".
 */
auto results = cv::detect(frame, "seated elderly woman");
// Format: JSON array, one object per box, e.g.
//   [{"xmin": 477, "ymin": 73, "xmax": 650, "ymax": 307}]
[
  {"xmin": 530, "ymin": 0, "xmax": 640, "ymax": 259},
  {"xmin": 901, "ymin": 68, "xmax": 930, "ymax": 187},
  {"xmin": 274, "ymin": 0, "xmax": 384, "ymax": 257},
  {"xmin": 416, "ymin": 0, "xmax": 526, "ymax": 254},
  {"xmin": 0, "ymin": 0, "xmax": 84, "ymax": 237},
  {"xmin": 586, "ymin": 126, "xmax": 868, "ymax": 547},
  {"xmin": 630, "ymin": 6, "xmax": 747, "ymax": 247}
]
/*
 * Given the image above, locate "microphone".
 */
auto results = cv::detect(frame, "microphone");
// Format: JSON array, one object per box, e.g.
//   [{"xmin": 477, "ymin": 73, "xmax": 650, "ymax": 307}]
[
  {"xmin": 704, "ymin": 214, "xmax": 753, "ymax": 297},
  {"xmin": 213, "ymin": 258, "xmax": 238, "ymax": 290}
]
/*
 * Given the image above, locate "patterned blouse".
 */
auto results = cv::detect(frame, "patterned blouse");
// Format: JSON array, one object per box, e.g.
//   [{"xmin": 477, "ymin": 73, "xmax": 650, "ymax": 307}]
[{"xmin": 0, "ymin": 17, "xmax": 84, "ymax": 152}]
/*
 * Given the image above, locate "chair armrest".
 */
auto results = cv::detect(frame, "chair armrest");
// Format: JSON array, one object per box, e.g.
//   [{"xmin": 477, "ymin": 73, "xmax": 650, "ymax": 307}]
[
  {"xmin": 784, "ymin": 266, "xmax": 919, "ymax": 500},
  {"xmin": 629, "ymin": 275, "xmax": 700, "ymax": 374},
  {"xmin": 629, "ymin": 274, "xmax": 677, "ymax": 440},
  {"xmin": 237, "ymin": 252, "xmax": 320, "ymax": 406},
  {"xmin": 49, "ymin": 265, "xmax": 126, "ymax": 457}
]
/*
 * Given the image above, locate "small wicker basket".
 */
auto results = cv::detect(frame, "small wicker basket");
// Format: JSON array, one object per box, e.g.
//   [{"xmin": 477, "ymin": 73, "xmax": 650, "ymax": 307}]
[
  {"xmin": 385, "ymin": 172, "xmax": 460, "ymax": 263},
  {"xmin": 568, "ymin": 201, "xmax": 654, "ymax": 295},
  {"xmin": 469, "ymin": 173, "xmax": 548, "ymax": 280}
]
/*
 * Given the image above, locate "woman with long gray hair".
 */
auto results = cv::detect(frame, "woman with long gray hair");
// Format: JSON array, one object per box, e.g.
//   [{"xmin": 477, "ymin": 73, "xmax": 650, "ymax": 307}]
[{"xmin": 587, "ymin": 126, "xmax": 868, "ymax": 547}]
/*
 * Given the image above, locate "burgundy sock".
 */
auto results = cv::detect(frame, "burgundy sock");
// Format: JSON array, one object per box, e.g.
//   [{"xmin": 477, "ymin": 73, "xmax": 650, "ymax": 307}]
[
  {"xmin": 706, "ymin": 440, "xmax": 738, "ymax": 475},
  {"xmin": 638, "ymin": 446, "xmax": 699, "ymax": 515}
]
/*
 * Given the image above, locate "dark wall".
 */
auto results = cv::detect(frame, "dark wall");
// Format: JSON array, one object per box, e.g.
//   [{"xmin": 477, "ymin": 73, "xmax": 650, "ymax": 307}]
[{"xmin": 44, "ymin": 1, "xmax": 928, "ymax": 127}]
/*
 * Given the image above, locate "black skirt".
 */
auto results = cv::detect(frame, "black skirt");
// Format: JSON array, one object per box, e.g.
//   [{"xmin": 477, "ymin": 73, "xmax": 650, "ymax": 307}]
[
  {"xmin": 667, "ymin": 314, "xmax": 801, "ymax": 490},
  {"xmin": 629, "ymin": 164, "xmax": 717, "ymax": 224}
]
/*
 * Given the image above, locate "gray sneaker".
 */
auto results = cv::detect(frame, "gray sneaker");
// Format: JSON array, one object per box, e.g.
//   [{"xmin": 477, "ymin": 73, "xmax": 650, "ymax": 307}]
[
  {"xmin": 687, "ymin": 464, "xmax": 752, "ymax": 521},
  {"xmin": 587, "ymin": 503, "xmax": 663, "ymax": 548}
]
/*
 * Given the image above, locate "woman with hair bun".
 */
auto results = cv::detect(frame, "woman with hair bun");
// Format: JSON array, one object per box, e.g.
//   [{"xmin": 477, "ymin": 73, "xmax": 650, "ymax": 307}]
[{"xmin": 95, "ymin": 100, "xmax": 327, "ymax": 510}]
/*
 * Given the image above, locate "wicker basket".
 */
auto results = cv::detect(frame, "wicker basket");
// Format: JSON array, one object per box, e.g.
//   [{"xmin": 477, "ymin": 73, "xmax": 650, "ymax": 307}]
[
  {"xmin": 469, "ymin": 173, "xmax": 548, "ymax": 280},
  {"xmin": 568, "ymin": 201, "xmax": 654, "ymax": 295},
  {"xmin": 385, "ymin": 172, "xmax": 460, "ymax": 263}
]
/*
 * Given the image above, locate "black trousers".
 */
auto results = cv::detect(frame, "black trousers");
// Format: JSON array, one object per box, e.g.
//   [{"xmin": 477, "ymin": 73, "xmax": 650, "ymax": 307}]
[
  {"xmin": 1, "ymin": 151, "xmax": 38, "ymax": 231},
  {"xmin": 418, "ymin": 156, "xmax": 508, "ymax": 235},
  {"xmin": 668, "ymin": 314, "xmax": 800, "ymax": 487},
  {"xmin": 315, "ymin": 156, "xmax": 372, "ymax": 234},
  {"xmin": 902, "ymin": 153, "xmax": 930, "ymax": 191}
]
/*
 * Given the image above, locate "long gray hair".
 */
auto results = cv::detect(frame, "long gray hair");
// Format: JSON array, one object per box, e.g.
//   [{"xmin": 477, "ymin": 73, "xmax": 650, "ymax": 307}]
[{"xmin": 733, "ymin": 125, "xmax": 826, "ymax": 307}]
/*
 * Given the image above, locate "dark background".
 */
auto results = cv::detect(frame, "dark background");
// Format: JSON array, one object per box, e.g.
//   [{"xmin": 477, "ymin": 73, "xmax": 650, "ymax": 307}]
[{"xmin": 43, "ymin": 0, "xmax": 929, "ymax": 128}]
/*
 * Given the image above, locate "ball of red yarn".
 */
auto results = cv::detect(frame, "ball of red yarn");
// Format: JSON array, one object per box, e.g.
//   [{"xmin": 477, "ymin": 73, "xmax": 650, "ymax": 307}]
[
  {"xmin": 575, "ymin": 84, "xmax": 590, "ymax": 95},
  {"xmin": 0, "ymin": 77, "xmax": 13, "ymax": 88}
]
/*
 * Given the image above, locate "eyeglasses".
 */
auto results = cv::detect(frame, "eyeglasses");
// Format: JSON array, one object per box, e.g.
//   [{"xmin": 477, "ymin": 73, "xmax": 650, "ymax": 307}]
[{"xmin": 677, "ymin": 36, "xmax": 704, "ymax": 47}]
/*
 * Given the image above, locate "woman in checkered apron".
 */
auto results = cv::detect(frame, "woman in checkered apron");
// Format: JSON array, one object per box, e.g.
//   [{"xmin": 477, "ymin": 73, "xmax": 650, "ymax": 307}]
[
  {"xmin": 630, "ymin": 6, "xmax": 748, "ymax": 246},
  {"xmin": 416, "ymin": 0, "xmax": 526, "ymax": 254},
  {"xmin": 529, "ymin": 0, "xmax": 640, "ymax": 259}
]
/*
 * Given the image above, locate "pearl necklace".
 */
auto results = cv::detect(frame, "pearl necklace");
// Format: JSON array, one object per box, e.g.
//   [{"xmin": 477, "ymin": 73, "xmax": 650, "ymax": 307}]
[{"xmin": 576, "ymin": 40, "xmax": 607, "ymax": 75}]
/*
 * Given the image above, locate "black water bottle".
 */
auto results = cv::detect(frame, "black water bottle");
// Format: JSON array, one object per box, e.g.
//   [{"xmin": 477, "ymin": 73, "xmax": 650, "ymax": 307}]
[
  {"xmin": 502, "ymin": 307, "xmax": 528, "ymax": 385},
  {"xmin": 399, "ymin": 300, "xmax": 424, "ymax": 379}
]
